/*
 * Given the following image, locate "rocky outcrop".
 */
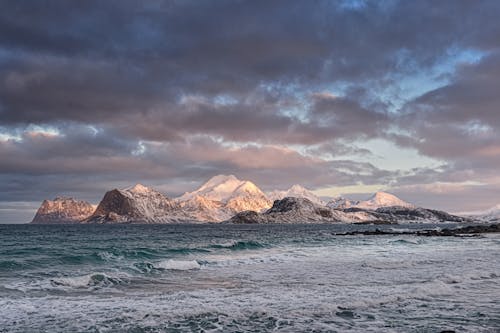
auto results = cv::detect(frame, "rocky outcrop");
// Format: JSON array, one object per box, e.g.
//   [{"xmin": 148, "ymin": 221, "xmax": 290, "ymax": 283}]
[
  {"xmin": 31, "ymin": 197, "xmax": 95, "ymax": 224},
  {"xmin": 337, "ymin": 223, "xmax": 500, "ymax": 237}
]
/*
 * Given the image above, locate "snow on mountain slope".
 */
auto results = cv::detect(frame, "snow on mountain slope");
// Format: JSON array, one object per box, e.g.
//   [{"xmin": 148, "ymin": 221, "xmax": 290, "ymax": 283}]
[
  {"xmin": 327, "ymin": 191, "xmax": 414, "ymax": 210},
  {"xmin": 268, "ymin": 184, "xmax": 325, "ymax": 205},
  {"xmin": 227, "ymin": 197, "xmax": 385, "ymax": 224},
  {"xmin": 33, "ymin": 179, "xmax": 473, "ymax": 225},
  {"xmin": 179, "ymin": 175, "xmax": 257, "ymax": 202},
  {"xmin": 177, "ymin": 195, "xmax": 228, "ymax": 222},
  {"xmin": 227, "ymin": 197, "xmax": 470, "ymax": 225},
  {"xmin": 460, "ymin": 204, "xmax": 500, "ymax": 222},
  {"xmin": 88, "ymin": 184, "xmax": 190, "ymax": 223},
  {"xmin": 356, "ymin": 191, "xmax": 414, "ymax": 210},
  {"xmin": 177, "ymin": 175, "xmax": 272, "ymax": 221},
  {"xmin": 31, "ymin": 197, "xmax": 96, "ymax": 224},
  {"xmin": 326, "ymin": 196, "xmax": 359, "ymax": 209}
]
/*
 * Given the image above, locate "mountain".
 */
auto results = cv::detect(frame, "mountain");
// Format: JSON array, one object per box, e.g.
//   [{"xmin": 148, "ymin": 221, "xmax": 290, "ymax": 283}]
[
  {"xmin": 31, "ymin": 179, "xmax": 475, "ymax": 224},
  {"xmin": 326, "ymin": 196, "xmax": 359, "ymax": 209},
  {"xmin": 31, "ymin": 197, "xmax": 96, "ymax": 224},
  {"xmin": 176, "ymin": 194, "xmax": 227, "ymax": 222},
  {"xmin": 373, "ymin": 206, "xmax": 470, "ymax": 223},
  {"xmin": 33, "ymin": 176, "xmax": 272, "ymax": 224},
  {"xmin": 267, "ymin": 184, "xmax": 325, "ymax": 205},
  {"xmin": 327, "ymin": 191, "xmax": 414, "ymax": 210},
  {"xmin": 179, "ymin": 175, "xmax": 254, "ymax": 202},
  {"xmin": 227, "ymin": 197, "xmax": 471, "ymax": 224},
  {"xmin": 176, "ymin": 175, "xmax": 272, "ymax": 221},
  {"xmin": 227, "ymin": 197, "xmax": 345, "ymax": 224},
  {"xmin": 87, "ymin": 184, "xmax": 190, "ymax": 223},
  {"xmin": 227, "ymin": 197, "xmax": 391, "ymax": 224},
  {"xmin": 358, "ymin": 192, "xmax": 414, "ymax": 209},
  {"xmin": 460, "ymin": 204, "xmax": 500, "ymax": 222}
]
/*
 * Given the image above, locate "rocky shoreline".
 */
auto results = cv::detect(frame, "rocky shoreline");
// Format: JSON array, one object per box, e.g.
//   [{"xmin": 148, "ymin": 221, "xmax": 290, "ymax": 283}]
[{"xmin": 336, "ymin": 223, "xmax": 500, "ymax": 237}]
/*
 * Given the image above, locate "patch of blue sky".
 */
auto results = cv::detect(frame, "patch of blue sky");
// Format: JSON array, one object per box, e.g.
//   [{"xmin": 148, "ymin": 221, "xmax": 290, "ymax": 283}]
[
  {"xmin": 380, "ymin": 47, "xmax": 485, "ymax": 113},
  {"xmin": 350, "ymin": 138, "xmax": 443, "ymax": 171},
  {"xmin": 316, "ymin": 47, "xmax": 486, "ymax": 115},
  {"xmin": 213, "ymin": 94, "xmax": 238, "ymax": 105},
  {"xmin": 339, "ymin": 0, "xmax": 368, "ymax": 11}
]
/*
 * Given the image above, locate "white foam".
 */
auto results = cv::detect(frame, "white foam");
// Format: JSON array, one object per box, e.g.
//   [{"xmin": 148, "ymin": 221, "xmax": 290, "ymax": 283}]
[
  {"xmin": 50, "ymin": 272, "xmax": 125, "ymax": 289},
  {"xmin": 156, "ymin": 259, "xmax": 201, "ymax": 270}
]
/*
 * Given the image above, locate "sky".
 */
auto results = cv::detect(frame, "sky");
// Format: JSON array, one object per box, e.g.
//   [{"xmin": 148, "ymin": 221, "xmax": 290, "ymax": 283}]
[{"xmin": 1, "ymin": 0, "xmax": 500, "ymax": 222}]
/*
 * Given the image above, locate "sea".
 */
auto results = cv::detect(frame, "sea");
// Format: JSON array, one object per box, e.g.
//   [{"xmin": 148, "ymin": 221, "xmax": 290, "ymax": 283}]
[{"xmin": 1, "ymin": 223, "xmax": 499, "ymax": 333}]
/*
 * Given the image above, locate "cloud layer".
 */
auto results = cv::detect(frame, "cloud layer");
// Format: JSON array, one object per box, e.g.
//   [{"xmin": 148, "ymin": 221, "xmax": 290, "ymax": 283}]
[{"xmin": 1, "ymin": 0, "xmax": 500, "ymax": 221}]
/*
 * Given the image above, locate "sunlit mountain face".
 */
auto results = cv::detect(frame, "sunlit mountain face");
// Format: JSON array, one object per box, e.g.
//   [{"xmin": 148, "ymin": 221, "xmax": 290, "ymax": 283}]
[{"xmin": 1, "ymin": 0, "xmax": 500, "ymax": 222}]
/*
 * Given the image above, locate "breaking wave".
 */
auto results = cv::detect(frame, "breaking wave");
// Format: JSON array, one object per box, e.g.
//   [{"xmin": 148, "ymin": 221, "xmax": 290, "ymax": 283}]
[
  {"xmin": 209, "ymin": 240, "xmax": 265, "ymax": 250},
  {"xmin": 156, "ymin": 259, "xmax": 201, "ymax": 271},
  {"xmin": 50, "ymin": 273, "xmax": 127, "ymax": 289}
]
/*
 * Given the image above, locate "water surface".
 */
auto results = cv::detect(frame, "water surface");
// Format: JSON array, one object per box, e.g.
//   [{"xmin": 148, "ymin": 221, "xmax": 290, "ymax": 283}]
[{"xmin": 1, "ymin": 223, "xmax": 499, "ymax": 332}]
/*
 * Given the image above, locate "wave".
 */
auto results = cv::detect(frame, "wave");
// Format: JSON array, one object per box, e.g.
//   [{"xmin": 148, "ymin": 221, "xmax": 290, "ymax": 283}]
[
  {"xmin": 58, "ymin": 247, "xmax": 210, "ymax": 265},
  {"xmin": 209, "ymin": 240, "xmax": 265, "ymax": 250},
  {"xmin": 50, "ymin": 273, "xmax": 127, "ymax": 289},
  {"xmin": 390, "ymin": 238, "xmax": 421, "ymax": 245},
  {"xmin": 156, "ymin": 259, "xmax": 201, "ymax": 271}
]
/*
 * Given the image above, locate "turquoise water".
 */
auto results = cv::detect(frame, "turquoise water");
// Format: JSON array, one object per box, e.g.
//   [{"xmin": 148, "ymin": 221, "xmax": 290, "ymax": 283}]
[{"xmin": 1, "ymin": 223, "xmax": 499, "ymax": 332}]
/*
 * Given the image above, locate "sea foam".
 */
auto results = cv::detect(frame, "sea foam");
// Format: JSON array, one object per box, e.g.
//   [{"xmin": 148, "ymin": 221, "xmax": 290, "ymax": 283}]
[{"xmin": 156, "ymin": 259, "xmax": 201, "ymax": 270}]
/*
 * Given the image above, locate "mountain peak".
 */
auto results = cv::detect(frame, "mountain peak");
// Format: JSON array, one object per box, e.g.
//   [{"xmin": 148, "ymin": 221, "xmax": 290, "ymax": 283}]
[
  {"xmin": 370, "ymin": 191, "xmax": 398, "ymax": 200},
  {"xmin": 199, "ymin": 175, "xmax": 239, "ymax": 190},
  {"xmin": 179, "ymin": 174, "xmax": 266, "ymax": 203},
  {"xmin": 361, "ymin": 191, "xmax": 414, "ymax": 209},
  {"xmin": 176, "ymin": 175, "xmax": 271, "ymax": 219},
  {"xmin": 232, "ymin": 180, "xmax": 262, "ymax": 196},
  {"xmin": 126, "ymin": 183, "xmax": 152, "ymax": 194},
  {"xmin": 268, "ymin": 184, "xmax": 325, "ymax": 205}
]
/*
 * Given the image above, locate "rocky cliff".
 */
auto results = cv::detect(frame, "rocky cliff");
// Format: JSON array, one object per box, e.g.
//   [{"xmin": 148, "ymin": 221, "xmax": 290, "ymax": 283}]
[{"xmin": 31, "ymin": 197, "xmax": 95, "ymax": 224}]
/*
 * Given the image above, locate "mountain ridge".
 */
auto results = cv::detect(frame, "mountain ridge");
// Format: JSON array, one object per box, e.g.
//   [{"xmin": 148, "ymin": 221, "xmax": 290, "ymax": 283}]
[{"xmin": 30, "ymin": 176, "xmax": 480, "ymax": 224}]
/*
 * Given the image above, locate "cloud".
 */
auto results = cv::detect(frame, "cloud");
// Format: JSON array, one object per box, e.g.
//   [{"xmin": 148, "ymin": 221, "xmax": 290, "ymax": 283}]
[
  {"xmin": 391, "ymin": 52, "xmax": 500, "ymax": 184},
  {"xmin": 1, "ymin": 1, "xmax": 500, "ymax": 221}
]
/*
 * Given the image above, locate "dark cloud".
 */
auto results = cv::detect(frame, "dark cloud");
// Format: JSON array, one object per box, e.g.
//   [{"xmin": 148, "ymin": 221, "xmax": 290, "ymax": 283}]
[
  {"xmin": 1, "ymin": 0, "xmax": 500, "ymax": 221},
  {"xmin": 2, "ymin": 0, "xmax": 499, "ymax": 127}
]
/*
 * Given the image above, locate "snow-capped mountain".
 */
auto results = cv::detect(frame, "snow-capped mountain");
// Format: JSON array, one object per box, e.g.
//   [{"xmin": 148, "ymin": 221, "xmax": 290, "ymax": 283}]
[
  {"xmin": 328, "ymin": 191, "xmax": 414, "ymax": 210},
  {"xmin": 267, "ymin": 184, "xmax": 325, "ymax": 205},
  {"xmin": 179, "ymin": 175, "xmax": 258, "ymax": 202},
  {"xmin": 87, "ymin": 184, "xmax": 189, "ymax": 223},
  {"xmin": 31, "ymin": 178, "xmax": 476, "ymax": 224},
  {"xmin": 358, "ymin": 191, "xmax": 414, "ymax": 209},
  {"xmin": 31, "ymin": 197, "xmax": 96, "ymax": 224},
  {"xmin": 176, "ymin": 175, "xmax": 272, "ymax": 221},
  {"xmin": 460, "ymin": 204, "xmax": 500, "ymax": 222}
]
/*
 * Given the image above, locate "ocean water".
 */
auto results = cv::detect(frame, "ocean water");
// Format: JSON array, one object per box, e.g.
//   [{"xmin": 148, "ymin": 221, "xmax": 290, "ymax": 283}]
[{"xmin": 0, "ymin": 223, "xmax": 499, "ymax": 333}]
